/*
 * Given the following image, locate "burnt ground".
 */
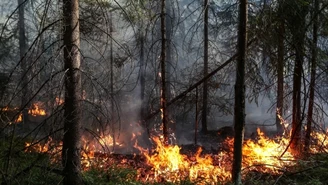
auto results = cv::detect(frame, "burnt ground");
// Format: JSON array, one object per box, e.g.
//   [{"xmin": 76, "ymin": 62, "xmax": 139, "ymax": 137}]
[{"xmin": 179, "ymin": 126, "xmax": 234, "ymax": 155}]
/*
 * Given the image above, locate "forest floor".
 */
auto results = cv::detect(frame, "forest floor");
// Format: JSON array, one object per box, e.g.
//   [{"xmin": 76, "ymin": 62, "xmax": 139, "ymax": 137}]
[
  {"xmin": 0, "ymin": 124, "xmax": 328, "ymax": 185},
  {"xmin": 1, "ymin": 132, "xmax": 328, "ymax": 185}
]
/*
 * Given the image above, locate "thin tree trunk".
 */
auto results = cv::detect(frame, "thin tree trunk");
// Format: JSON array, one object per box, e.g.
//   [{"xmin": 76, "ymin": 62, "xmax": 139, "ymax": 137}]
[
  {"xmin": 232, "ymin": 0, "xmax": 247, "ymax": 184},
  {"xmin": 62, "ymin": 0, "xmax": 82, "ymax": 184},
  {"xmin": 276, "ymin": 1, "xmax": 285, "ymax": 136},
  {"xmin": 6, "ymin": 0, "xmax": 28, "ymax": 177},
  {"xmin": 160, "ymin": 0, "xmax": 168, "ymax": 145},
  {"xmin": 202, "ymin": 0, "xmax": 209, "ymax": 133},
  {"xmin": 110, "ymin": 11, "xmax": 116, "ymax": 152},
  {"xmin": 18, "ymin": 0, "xmax": 29, "ymax": 122},
  {"xmin": 139, "ymin": 31, "xmax": 146, "ymax": 120},
  {"xmin": 304, "ymin": 0, "xmax": 318, "ymax": 152},
  {"xmin": 165, "ymin": 0, "xmax": 174, "ymax": 143},
  {"xmin": 290, "ymin": 44, "xmax": 303, "ymax": 155},
  {"xmin": 195, "ymin": 87, "xmax": 199, "ymax": 145},
  {"xmin": 289, "ymin": 0, "xmax": 308, "ymax": 156}
]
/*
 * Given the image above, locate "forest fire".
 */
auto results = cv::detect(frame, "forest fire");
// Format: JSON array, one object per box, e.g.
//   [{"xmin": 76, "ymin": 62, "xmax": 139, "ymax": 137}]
[
  {"xmin": 28, "ymin": 103, "xmax": 46, "ymax": 116},
  {"xmin": 138, "ymin": 137, "xmax": 231, "ymax": 183},
  {"xmin": 22, "ymin": 122, "xmax": 328, "ymax": 184},
  {"xmin": 1, "ymin": 102, "xmax": 47, "ymax": 124},
  {"xmin": 15, "ymin": 113, "xmax": 22, "ymax": 123},
  {"xmin": 240, "ymin": 128, "xmax": 294, "ymax": 173},
  {"xmin": 55, "ymin": 97, "xmax": 64, "ymax": 106}
]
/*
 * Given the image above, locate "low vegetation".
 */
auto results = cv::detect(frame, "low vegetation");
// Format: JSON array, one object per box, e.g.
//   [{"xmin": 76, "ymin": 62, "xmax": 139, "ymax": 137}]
[{"xmin": 1, "ymin": 137, "xmax": 328, "ymax": 185}]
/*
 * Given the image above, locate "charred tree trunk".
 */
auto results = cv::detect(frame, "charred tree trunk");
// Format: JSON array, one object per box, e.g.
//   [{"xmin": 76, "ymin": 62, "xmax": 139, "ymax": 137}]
[
  {"xmin": 110, "ymin": 11, "xmax": 116, "ymax": 152},
  {"xmin": 160, "ymin": 0, "xmax": 168, "ymax": 145},
  {"xmin": 275, "ymin": 1, "xmax": 285, "ymax": 136},
  {"xmin": 232, "ymin": 0, "xmax": 247, "ymax": 184},
  {"xmin": 289, "ymin": 0, "xmax": 308, "ymax": 156},
  {"xmin": 305, "ymin": 0, "xmax": 318, "ymax": 152},
  {"xmin": 195, "ymin": 87, "xmax": 199, "ymax": 145},
  {"xmin": 62, "ymin": 0, "xmax": 82, "ymax": 184},
  {"xmin": 202, "ymin": 0, "xmax": 209, "ymax": 134},
  {"xmin": 18, "ymin": 0, "xmax": 29, "ymax": 122},
  {"xmin": 165, "ymin": 0, "xmax": 174, "ymax": 143},
  {"xmin": 290, "ymin": 42, "xmax": 303, "ymax": 155}
]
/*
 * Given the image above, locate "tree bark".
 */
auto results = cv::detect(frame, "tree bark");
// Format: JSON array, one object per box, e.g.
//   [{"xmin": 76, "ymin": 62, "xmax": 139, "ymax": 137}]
[
  {"xmin": 232, "ymin": 0, "xmax": 247, "ymax": 184},
  {"xmin": 304, "ymin": 0, "xmax": 318, "ymax": 152},
  {"xmin": 275, "ymin": 0, "xmax": 285, "ymax": 136},
  {"xmin": 290, "ymin": 41, "xmax": 303, "ymax": 155},
  {"xmin": 165, "ymin": 0, "xmax": 174, "ymax": 143},
  {"xmin": 18, "ymin": 0, "xmax": 29, "ymax": 122},
  {"xmin": 202, "ymin": 0, "xmax": 209, "ymax": 133},
  {"xmin": 160, "ymin": 0, "xmax": 168, "ymax": 145},
  {"xmin": 110, "ymin": 11, "xmax": 116, "ymax": 152},
  {"xmin": 289, "ymin": 0, "xmax": 308, "ymax": 156},
  {"xmin": 195, "ymin": 87, "xmax": 199, "ymax": 144},
  {"xmin": 139, "ymin": 31, "xmax": 146, "ymax": 120},
  {"xmin": 62, "ymin": 0, "xmax": 83, "ymax": 184}
]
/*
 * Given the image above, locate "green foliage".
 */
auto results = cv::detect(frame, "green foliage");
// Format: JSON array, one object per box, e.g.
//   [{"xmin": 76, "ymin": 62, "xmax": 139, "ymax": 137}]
[
  {"xmin": 241, "ymin": 153, "xmax": 328, "ymax": 185},
  {"xmin": 0, "ymin": 137, "xmax": 62, "ymax": 185},
  {"xmin": 83, "ymin": 166, "xmax": 140, "ymax": 185}
]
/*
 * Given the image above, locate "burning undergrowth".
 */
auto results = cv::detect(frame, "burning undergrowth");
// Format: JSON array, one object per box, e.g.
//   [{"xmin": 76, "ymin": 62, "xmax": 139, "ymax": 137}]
[
  {"xmin": 22, "ymin": 122, "xmax": 328, "ymax": 184},
  {"xmin": 7, "ymin": 102, "xmax": 328, "ymax": 184}
]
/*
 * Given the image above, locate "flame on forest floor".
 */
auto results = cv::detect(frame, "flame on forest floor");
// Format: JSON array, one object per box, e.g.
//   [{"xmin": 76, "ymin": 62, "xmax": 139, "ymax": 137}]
[
  {"xmin": 81, "ymin": 134, "xmax": 124, "ymax": 169},
  {"xmin": 23, "ymin": 124, "xmax": 328, "ymax": 184},
  {"xmin": 1, "ymin": 103, "xmax": 47, "ymax": 124},
  {"xmin": 28, "ymin": 103, "xmax": 46, "ymax": 116},
  {"xmin": 55, "ymin": 97, "xmax": 64, "ymax": 106},
  {"xmin": 24, "ymin": 133, "xmax": 123, "ymax": 170},
  {"xmin": 138, "ymin": 137, "xmax": 231, "ymax": 184},
  {"xmin": 241, "ymin": 128, "xmax": 294, "ymax": 173},
  {"xmin": 1, "ymin": 106, "xmax": 22, "ymax": 124},
  {"xmin": 136, "ymin": 129, "xmax": 296, "ymax": 184},
  {"xmin": 136, "ymin": 126, "xmax": 328, "ymax": 184},
  {"xmin": 15, "ymin": 113, "xmax": 22, "ymax": 123}
]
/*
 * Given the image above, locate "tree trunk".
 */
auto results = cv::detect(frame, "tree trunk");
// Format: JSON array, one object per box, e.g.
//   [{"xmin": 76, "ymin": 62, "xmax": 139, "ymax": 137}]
[
  {"xmin": 202, "ymin": 0, "xmax": 209, "ymax": 133},
  {"xmin": 62, "ymin": 0, "xmax": 82, "ymax": 184},
  {"xmin": 139, "ymin": 31, "xmax": 146, "ymax": 121},
  {"xmin": 275, "ymin": 0, "xmax": 285, "ymax": 136},
  {"xmin": 304, "ymin": 0, "xmax": 318, "ymax": 152},
  {"xmin": 110, "ymin": 11, "xmax": 116, "ymax": 152},
  {"xmin": 195, "ymin": 87, "xmax": 199, "ymax": 145},
  {"xmin": 160, "ymin": 0, "xmax": 168, "ymax": 145},
  {"xmin": 290, "ymin": 42, "xmax": 303, "ymax": 155},
  {"xmin": 232, "ymin": 0, "xmax": 247, "ymax": 184},
  {"xmin": 18, "ymin": 0, "xmax": 29, "ymax": 122},
  {"xmin": 165, "ymin": 0, "xmax": 174, "ymax": 143},
  {"xmin": 289, "ymin": 0, "xmax": 308, "ymax": 156}
]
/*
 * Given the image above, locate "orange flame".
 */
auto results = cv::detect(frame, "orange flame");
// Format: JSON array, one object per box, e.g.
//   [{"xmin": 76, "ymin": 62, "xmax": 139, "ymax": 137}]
[
  {"xmin": 55, "ymin": 97, "xmax": 64, "ymax": 106},
  {"xmin": 241, "ymin": 128, "xmax": 294, "ymax": 173},
  {"xmin": 140, "ymin": 137, "xmax": 230, "ymax": 184},
  {"xmin": 23, "ymin": 114, "xmax": 328, "ymax": 184},
  {"xmin": 28, "ymin": 103, "xmax": 46, "ymax": 116},
  {"xmin": 15, "ymin": 113, "xmax": 22, "ymax": 123},
  {"xmin": 25, "ymin": 134, "xmax": 121, "ymax": 170}
]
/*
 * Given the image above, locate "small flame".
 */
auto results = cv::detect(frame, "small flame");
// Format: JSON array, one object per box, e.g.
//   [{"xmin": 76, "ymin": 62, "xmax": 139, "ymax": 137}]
[
  {"xmin": 15, "ymin": 113, "xmax": 22, "ymax": 123},
  {"xmin": 55, "ymin": 97, "xmax": 64, "ymax": 106},
  {"xmin": 28, "ymin": 103, "xmax": 46, "ymax": 116}
]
